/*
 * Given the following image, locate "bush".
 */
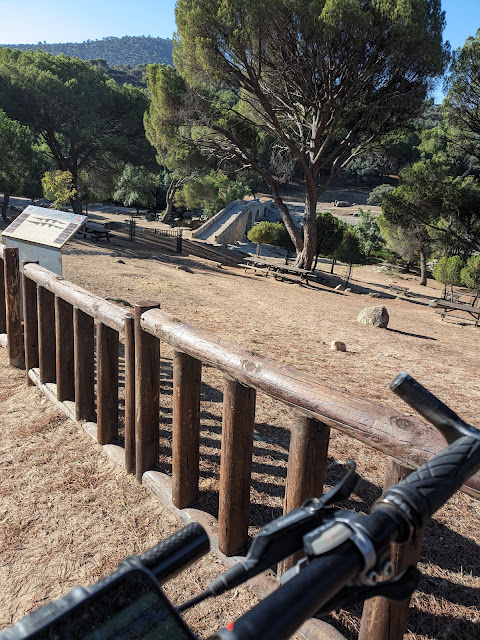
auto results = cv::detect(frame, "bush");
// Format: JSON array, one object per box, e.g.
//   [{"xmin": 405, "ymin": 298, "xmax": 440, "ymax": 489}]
[
  {"xmin": 367, "ymin": 184, "xmax": 395, "ymax": 205},
  {"xmin": 461, "ymin": 255, "xmax": 480, "ymax": 304},
  {"xmin": 432, "ymin": 256, "xmax": 464, "ymax": 300}
]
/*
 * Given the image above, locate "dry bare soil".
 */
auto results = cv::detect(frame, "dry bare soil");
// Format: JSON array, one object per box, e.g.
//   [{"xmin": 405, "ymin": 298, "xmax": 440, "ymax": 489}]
[{"xmin": 1, "ymin": 218, "xmax": 479, "ymax": 639}]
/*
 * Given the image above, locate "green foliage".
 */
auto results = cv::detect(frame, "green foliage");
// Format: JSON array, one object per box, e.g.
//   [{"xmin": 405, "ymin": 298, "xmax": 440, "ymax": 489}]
[
  {"xmin": 276, "ymin": 222, "xmax": 297, "ymax": 249},
  {"xmin": 367, "ymin": 185, "xmax": 395, "ymax": 206},
  {"xmin": 173, "ymin": 0, "xmax": 447, "ymax": 267},
  {"xmin": 377, "ymin": 214, "xmax": 428, "ymax": 264},
  {"xmin": 247, "ymin": 221, "xmax": 283, "ymax": 255},
  {"xmin": 354, "ymin": 209, "xmax": 385, "ymax": 257},
  {"xmin": 461, "ymin": 256, "xmax": 480, "ymax": 292},
  {"xmin": 0, "ymin": 48, "xmax": 153, "ymax": 212},
  {"xmin": 176, "ymin": 170, "xmax": 249, "ymax": 218},
  {"xmin": 336, "ymin": 227, "xmax": 366, "ymax": 285},
  {"xmin": 315, "ymin": 212, "xmax": 345, "ymax": 258},
  {"xmin": 113, "ymin": 164, "xmax": 160, "ymax": 213},
  {"xmin": 0, "ymin": 109, "xmax": 34, "ymax": 194},
  {"xmin": 41, "ymin": 170, "xmax": 76, "ymax": 210},
  {"xmin": 444, "ymin": 29, "xmax": 480, "ymax": 165},
  {"xmin": 88, "ymin": 59, "xmax": 148, "ymax": 88},
  {"xmin": 0, "ymin": 36, "xmax": 173, "ymax": 68},
  {"xmin": 337, "ymin": 229, "xmax": 366, "ymax": 267},
  {"xmin": 382, "ymin": 160, "xmax": 480, "ymax": 253},
  {"xmin": 432, "ymin": 255, "xmax": 464, "ymax": 299}
]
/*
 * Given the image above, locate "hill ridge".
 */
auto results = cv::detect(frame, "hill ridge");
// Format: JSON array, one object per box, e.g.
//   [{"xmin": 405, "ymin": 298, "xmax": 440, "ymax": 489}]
[{"xmin": 0, "ymin": 35, "xmax": 174, "ymax": 68}]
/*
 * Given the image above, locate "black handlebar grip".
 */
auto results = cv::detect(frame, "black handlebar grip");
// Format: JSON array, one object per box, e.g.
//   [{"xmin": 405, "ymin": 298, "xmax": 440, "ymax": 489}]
[
  {"xmin": 138, "ymin": 522, "xmax": 210, "ymax": 583},
  {"xmin": 380, "ymin": 435, "xmax": 480, "ymax": 532}
]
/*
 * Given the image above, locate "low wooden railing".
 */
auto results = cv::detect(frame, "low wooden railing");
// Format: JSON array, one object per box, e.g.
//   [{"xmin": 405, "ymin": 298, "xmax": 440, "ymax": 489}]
[
  {"xmin": 1, "ymin": 245, "xmax": 479, "ymax": 640},
  {"xmin": 0, "ymin": 244, "xmax": 22, "ymax": 367},
  {"xmin": 21, "ymin": 261, "xmax": 137, "ymax": 461}
]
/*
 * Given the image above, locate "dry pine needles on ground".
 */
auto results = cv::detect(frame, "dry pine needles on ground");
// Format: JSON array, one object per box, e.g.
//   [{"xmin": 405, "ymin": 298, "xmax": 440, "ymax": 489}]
[{"xmin": 1, "ymin": 223, "xmax": 479, "ymax": 639}]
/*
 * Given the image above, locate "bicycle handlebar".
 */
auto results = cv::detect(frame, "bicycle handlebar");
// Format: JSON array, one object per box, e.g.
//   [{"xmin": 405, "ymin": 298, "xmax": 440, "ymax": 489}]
[
  {"xmin": 211, "ymin": 387, "xmax": 480, "ymax": 640},
  {"xmin": 3, "ymin": 374, "xmax": 479, "ymax": 640}
]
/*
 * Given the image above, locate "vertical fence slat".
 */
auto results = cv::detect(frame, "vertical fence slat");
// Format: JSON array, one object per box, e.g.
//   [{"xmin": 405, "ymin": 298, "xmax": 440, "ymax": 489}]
[
  {"xmin": 278, "ymin": 413, "xmax": 331, "ymax": 574},
  {"xmin": 22, "ymin": 267, "xmax": 39, "ymax": 385},
  {"xmin": 124, "ymin": 312, "xmax": 135, "ymax": 474},
  {"xmin": 218, "ymin": 377, "xmax": 256, "ymax": 556},
  {"xmin": 74, "ymin": 307, "xmax": 96, "ymax": 422},
  {"xmin": 359, "ymin": 458, "xmax": 425, "ymax": 640},
  {"xmin": 4, "ymin": 247, "xmax": 22, "ymax": 368},
  {"xmin": 0, "ymin": 257, "xmax": 6, "ymax": 334},
  {"xmin": 55, "ymin": 296, "xmax": 74, "ymax": 401},
  {"xmin": 97, "ymin": 321, "xmax": 119, "ymax": 444},
  {"xmin": 172, "ymin": 350, "xmax": 202, "ymax": 508},
  {"xmin": 37, "ymin": 286, "xmax": 56, "ymax": 383},
  {"xmin": 135, "ymin": 301, "xmax": 160, "ymax": 482}
]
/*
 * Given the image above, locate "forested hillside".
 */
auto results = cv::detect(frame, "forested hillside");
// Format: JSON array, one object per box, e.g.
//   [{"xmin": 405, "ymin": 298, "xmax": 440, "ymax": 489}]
[{"xmin": 0, "ymin": 35, "xmax": 173, "ymax": 67}]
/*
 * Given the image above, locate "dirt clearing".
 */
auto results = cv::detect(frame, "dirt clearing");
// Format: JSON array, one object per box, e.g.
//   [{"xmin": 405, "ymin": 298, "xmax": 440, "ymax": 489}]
[{"xmin": 1, "ymin": 221, "xmax": 479, "ymax": 639}]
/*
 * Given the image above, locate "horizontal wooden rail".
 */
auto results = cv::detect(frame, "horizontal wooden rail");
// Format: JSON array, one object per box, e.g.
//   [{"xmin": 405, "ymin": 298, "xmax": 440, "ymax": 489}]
[
  {"xmin": 23, "ymin": 263, "xmax": 126, "ymax": 332},
  {"xmin": 140, "ymin": 309, "xmax": 480, "ymax": 499}
]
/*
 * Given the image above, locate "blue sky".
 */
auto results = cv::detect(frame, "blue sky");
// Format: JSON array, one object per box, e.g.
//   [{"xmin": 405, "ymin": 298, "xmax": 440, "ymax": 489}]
[
  {"xmin": 1, "ymin": 0, "xmax": 478, "ymax": 49},
  {"xmin": 0, "ymin": 0, "xmax": 478, "ymax": 100}
]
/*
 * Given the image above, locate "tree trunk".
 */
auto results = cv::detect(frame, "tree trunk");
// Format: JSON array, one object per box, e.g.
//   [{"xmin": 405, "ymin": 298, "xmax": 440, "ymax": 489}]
[
  {"xmin": 1, "ymin": 189, "xmax": 10, "ymax": 221},
  {"xmin": 161, "ymin": 181, "xmax": 178, "ymax": 224},
  {"xmin": 344, "ymin": 263, "xmax": 352, "ymax": 287},
  {"xmin": 419, "ymin": 249, "xmax": 427, "ymax": 286},
  {"xmin": 263, "ymin": 177, "xmax": 303, "ymax": 253},
  {"xmin": 70, "ymin": 193, "xmax": 83, "ymax": 214},
  {"xmin": 296, "ymin": 177, "xmax": 317, "ymax": 269}
]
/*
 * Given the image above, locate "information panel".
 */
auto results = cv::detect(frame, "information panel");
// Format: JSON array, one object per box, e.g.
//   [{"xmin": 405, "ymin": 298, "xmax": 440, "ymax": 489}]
[{"xmin": 2, "ymin": 205, "xmax": 87, "ymax": 248}]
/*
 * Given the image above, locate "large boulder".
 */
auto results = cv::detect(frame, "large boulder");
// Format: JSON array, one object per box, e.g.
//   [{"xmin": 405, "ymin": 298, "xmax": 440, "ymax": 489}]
[{"xmin": 357, "ymin": 305, "xmax": 389, "ymax": 328}]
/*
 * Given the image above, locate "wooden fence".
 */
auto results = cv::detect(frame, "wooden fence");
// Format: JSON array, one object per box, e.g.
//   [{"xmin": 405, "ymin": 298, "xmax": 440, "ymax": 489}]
[{"xmin": 1, "ymin": 244, "xmax": 479, "ymax": 640}]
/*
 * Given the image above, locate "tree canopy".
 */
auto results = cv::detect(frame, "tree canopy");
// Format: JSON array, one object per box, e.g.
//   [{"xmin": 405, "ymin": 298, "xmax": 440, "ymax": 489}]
[
  {"xmin": 173, "ymin": 0, "xmax": 447, "ymax": 267},
  {"xmin": 0, "ymin": 49, "xmax": 153, "ymax": 212},
  {"xmin": 0, "ymin": 109, "xmax": 34, "ymax": 220}
]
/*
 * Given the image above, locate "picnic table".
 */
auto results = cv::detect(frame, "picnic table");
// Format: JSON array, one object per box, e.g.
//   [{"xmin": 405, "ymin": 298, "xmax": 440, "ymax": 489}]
[
  {"xmin": 241, "ymin": 257, "xmax": 314, "ymax": 284},
  {"xmin": 80, "ymin": 222, "xmax": 111, "ymax": 241},
  {"xmin": 432, "ymin": 299, "xmax": 480, "ymax": 327}
]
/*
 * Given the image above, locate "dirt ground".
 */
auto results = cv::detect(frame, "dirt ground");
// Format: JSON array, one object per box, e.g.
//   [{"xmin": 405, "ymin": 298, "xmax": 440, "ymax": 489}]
[{"xmin": 0, "ymin": 208, "xmax": 479, "ymax": 639}]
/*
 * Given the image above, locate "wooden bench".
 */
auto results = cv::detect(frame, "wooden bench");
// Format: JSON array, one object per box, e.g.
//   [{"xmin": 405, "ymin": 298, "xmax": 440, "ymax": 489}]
[
  {"xmin": 389, "ymin": 284, "xmax": 411, "ymax": 296},
  {"xmin": 241, "ymin": 263, "xmax": 269, "ymax": 276},
  {"xmin": 432, "ymin": 300, "xmax": 480, "ymax": 327},
  {"xmin": 272, "ymin": 272, "xmax": 305, "ymax": 285}
]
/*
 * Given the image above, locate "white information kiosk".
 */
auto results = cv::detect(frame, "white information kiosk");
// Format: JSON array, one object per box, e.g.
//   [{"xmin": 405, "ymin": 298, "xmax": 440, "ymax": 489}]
[{"xmin": 2, "ymin": 205, "xmax": 87, "ymax": 276}]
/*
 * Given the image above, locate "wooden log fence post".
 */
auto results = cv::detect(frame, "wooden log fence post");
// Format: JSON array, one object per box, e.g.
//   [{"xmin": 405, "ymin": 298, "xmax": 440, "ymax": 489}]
[
  {"xmin": 278, "ymin": 413, "xmax": 331, "ymax": 574},
  {"xmin": 37, "ymin": 286, "xmax": 56, "ymax": 383},
  {"xmin": 172, "ymin": 350, "xmax": 202, "ymax": 508},
  {"xmin": 4, "ymin": 247, "xmax": 22, "ymax": 368},
  {"xmin": 218, "ymin": 377, "xmax": 256, "ymax": 556},
  {"xmin": 0, "ymin": 257, "xmax": 6, "ymax": 335},
  {"xmin": 74, "ymin": 307, "xmax": 95, "ymax": 422},
  {"xmin": 55, "ymin": 296, "xmax": 74, "ymax": 401},
  {"xmin": 135, "ymin": 301, "xmax": 160, "ymax": 482},
  {"xmin": 96, "ymin": 321, "xmax": 119, "ymax": 444},
  {"xmin": 124, "ymin": 312, "xmax": 135, "ymax": 474},
  {"xmin": 22, "ymin": 263, "xmax": 39, "ymax": 385},
  {"xmin": 359, "ymin": 458, "xmax": 425, "ymax": 640}
]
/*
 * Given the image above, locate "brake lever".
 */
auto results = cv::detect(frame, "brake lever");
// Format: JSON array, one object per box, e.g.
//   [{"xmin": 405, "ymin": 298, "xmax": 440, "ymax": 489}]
[
  {"xmin": 206, "ymin": 462, "xmax": 358, "ymax": 597},
  {"xmin": 391, "ymin": 372, "xmax": 479, "ymax": 444}
]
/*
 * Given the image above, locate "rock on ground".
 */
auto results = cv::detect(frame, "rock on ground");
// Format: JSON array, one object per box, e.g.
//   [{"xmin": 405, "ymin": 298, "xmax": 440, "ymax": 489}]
[{"xmin": 357, "ymin": 305, "xmax": 389, "ymax": 328}]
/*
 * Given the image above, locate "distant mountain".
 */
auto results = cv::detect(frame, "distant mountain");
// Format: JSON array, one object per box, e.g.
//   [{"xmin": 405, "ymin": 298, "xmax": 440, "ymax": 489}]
[{"xmin": 0, "ymin": 35, "xmax": 174, "ymax": 67}]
